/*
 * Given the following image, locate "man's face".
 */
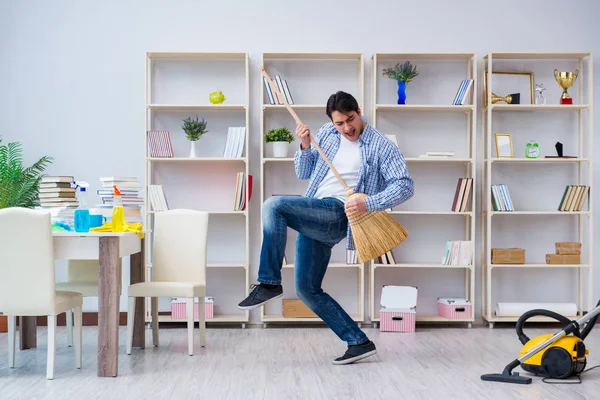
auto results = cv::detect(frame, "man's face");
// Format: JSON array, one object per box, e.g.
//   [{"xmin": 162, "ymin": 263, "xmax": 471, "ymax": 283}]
[{"xmin": 331, "ymin": 109, "xmax": 364, "ymax": 142}]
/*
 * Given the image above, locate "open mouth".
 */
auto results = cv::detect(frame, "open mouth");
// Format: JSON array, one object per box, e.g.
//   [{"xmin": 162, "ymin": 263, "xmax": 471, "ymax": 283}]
[{"xmin": 346, "ymin": 129, "xmax": 356, "ymax": 137}]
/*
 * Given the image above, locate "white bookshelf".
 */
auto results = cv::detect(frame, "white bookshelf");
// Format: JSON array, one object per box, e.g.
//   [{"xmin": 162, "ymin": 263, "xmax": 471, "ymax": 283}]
[
  {"xmin": 369, "ymin": 53, "xmax": 477, "ymax": 328},
  {"xmin": 481, "ymin": 52, "xmax": 593, "ymax": 328},
  {"xmin": 144, "ymin": 52, "xmax": 250, "ymax": 327},
  {"xmin": 259, "ymin": 52, "xmax": 365, "ymax": 326}
]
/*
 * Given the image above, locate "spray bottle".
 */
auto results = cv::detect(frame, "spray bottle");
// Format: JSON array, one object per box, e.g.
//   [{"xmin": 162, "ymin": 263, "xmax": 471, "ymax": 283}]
[
  {"xmin": 74, "ymin": 181, "xmax": 90, "ymax": 232},
  {"xmin": 111, "ymin": 185, "xmax": 126, "ymax": 232}
]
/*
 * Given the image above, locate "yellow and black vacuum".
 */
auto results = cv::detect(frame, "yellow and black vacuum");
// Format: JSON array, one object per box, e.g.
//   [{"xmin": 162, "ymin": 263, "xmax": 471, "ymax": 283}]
[{"xmin": 481, "ymin": 300, "xmax": 600, "ymax": 384}]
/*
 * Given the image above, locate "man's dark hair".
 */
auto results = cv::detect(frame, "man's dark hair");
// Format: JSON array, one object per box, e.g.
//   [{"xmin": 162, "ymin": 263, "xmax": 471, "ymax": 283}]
[{"xmin": 326, "ymin": 91, "xmax": 359, "ymax": 120}]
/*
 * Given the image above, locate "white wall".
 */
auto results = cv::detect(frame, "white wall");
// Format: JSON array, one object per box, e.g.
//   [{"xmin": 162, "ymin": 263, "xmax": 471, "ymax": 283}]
[{"xmin": 1, "ymin": 0, "xmax": 599, "ymax": 322}]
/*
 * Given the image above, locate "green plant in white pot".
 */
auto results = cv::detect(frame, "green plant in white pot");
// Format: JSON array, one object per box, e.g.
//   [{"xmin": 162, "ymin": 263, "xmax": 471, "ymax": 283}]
[
  {"xmin": 265, "ymin": 127, "xmax": 294, "ymax": 158},
  {"xmin": 182, "ymin": 115, "xmax": 208, "ymax": 158}
]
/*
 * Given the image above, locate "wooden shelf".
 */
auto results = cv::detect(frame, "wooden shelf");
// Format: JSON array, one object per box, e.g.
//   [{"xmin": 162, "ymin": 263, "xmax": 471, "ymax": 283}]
[
  {"xmin": 490, "ymin": 211, "xmax": 589, "ymax": 215},
  {"xmin": 374, "ymin": 53, "xmax": 475, "ymax": 60},
  {"xmin": 405, "ymin": 157, "xmax": 472, "ymax": 163},
  {"xmin": 156, "ymin": 314, "xmax": 248, "ymax": 323},
  {"xmin": 481, "ymin": 52, "xmax": 593, "ymax": 326},
  {"xmin": 260, "ymin": 52, "xmax": 365, "ymax": 324},
  {"xmin": 483, "ymin": 52, "xmax": 590, "ymax": 60},
  {"xmin": 144, "ymin": 52, "xmax": 251, "ymax": 327},
  {"xmin": 489, "ymin": 263, "xmax": 589, "ymax": 269},
  {"xmin": 488, "ymin": 158, "xmax": 589, "ymax": 163},
  {"xmin": 147, "ymin": 52, "xmax": 246, "ymax": 59},
  {"xmin": 147, "ymin": 157, "xmax": 246, "ymax": 162},
  {"xmin": 147, "ymin": 104, "xmax": 246, "ymax": 111},
  {"xmin": 373, "ymin": 263, "xmax": 474, "ymax": 270},
  {"xmin": 263, "ymin": 104, "xmax": 324, "ymax": 110},
  {"xmin": 370, "ymin": 52, "xmax": 477, "ymax": 326},
  {"xmin": 483, "ymin": 314, "xmax": 580, "ymax": 323},
  {"xmin": 388, "ymin": 211, "xmax": 474, "ymax": 216},
  {"xmin": 488, "ymin": 104, "xmax": 588, "ymax": 111},
  {"xmin": 282, "ymin": 262, "xmax": 363, "ymax": 269},
  {"xmin": 147, "ymin": 210, "xmax": 247, "ymax": 215},
  {"xmin": 262, "ymin": 52, "xmax": 361, "ymax": 60},
  {"xmin": 376, "ymin": 104, "xmax": 474, "ymax": 112}
]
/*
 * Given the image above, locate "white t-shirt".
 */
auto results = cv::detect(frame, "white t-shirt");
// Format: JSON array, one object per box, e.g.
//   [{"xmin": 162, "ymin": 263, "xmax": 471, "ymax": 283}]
[{"xmin": 314, "ymin": 134, "xmax": 361, "ymax": 203}]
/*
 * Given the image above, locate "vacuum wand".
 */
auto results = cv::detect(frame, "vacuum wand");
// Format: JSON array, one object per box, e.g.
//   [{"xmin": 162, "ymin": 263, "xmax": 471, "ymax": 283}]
[{"xmin": 481, "ymin": 303, "xmax": 600, "ymax": 384}]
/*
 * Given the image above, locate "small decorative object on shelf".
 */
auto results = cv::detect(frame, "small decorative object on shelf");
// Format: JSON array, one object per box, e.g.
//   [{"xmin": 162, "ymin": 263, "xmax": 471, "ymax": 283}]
[
  {"xmin": 534, "ymin": 83, "xmax": 547, "ymax": 105},
  {"xmin": 525, "ymin": 140, "xmax": 540, "ymax": 158},
  {"xmin": 182, "ymin": 115, "xmax": 208, "ymax": 158},
  {"xmin": 265, "ymin": 127, "xmax": 294, "ymax": 158},
  {"xmin": 544, "ymin": 141, "xmax": 576, "ymax": 158},
  {"xmin": 494, "ymin": 133, "xmax": 514, "ymax": 158},
  {"xmin": 492, "ymin": 92, "xmax": 520, "ymax": 104},
  {"xmin": 209, "ymin": 90, "xmax": 226, "ymax": 104},
  {"xmin": 382, "ymin": 60, "xmax": 418, "ymax": 104},
  {"xmin": 554, "ymin": 69, "xmax": 579, "ymax": 104}
]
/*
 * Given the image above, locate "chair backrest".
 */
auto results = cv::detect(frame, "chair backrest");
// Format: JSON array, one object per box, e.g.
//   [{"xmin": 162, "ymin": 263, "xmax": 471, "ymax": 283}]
[
  {"xmin": 0, "ymin": 207, "xmax": 56, "ymax": 315},
  {"xmin": 67, "ymin": 260, "xmax": 100, "ymax": 283},
  {"xmin": 152, "ymin": 209, "xmax": 209, "ymax": 283}
]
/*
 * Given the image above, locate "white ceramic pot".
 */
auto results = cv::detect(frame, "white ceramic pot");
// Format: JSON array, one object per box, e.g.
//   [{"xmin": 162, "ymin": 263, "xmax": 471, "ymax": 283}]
[
  {"xmin": 189, "ymin": 141, "xmax": 197, "ymax": 158},
  {"xmin": 272, "ymin": 142, "xmax": 288, "ymax": 158}
]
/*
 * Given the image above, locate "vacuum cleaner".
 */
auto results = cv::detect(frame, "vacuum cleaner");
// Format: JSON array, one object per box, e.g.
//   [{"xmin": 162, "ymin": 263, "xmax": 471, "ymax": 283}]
[{"xmin": 481, "ymin": 299, "xmax": 600, "ymax": 384}]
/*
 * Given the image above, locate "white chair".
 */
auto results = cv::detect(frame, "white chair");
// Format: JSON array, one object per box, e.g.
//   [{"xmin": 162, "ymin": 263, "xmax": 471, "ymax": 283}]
[
  {"xmin": 0, "ymin": 207, "xmax": 83, "ymax": 380},
  {"xmin": 56, "ymin": 259, "xmax": 122, "ymax": 346},
  {"xmin": 126, "ymin": 209, "xmax": 209, "ymax": 356}
]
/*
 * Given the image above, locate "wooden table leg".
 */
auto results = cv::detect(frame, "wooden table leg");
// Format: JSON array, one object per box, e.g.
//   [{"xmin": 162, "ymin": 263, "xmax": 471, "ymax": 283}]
[
  {"xmin": 130, "ymin": 238, "xmax": 145, "ymax": 349},
  {"xmin": 19, "ymin": 317, "xmax": 37, "ymax": 349},
  {"xmin": 98, "ymin": 237, "xmax": 120, "ymax": 377}
]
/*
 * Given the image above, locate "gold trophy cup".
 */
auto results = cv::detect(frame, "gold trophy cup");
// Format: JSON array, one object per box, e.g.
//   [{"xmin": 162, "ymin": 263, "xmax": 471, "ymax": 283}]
[{"xmin": 554, "ymin": 69, "xmax": 579, "ymax": 104}]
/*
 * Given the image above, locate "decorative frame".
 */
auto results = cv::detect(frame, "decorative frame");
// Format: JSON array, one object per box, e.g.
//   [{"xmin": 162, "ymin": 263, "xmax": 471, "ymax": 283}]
[
  {"xmin": 494, "ymin": 133, "xmax": 514, "ymax": 158},
  {"xmin": 484, "ymin": 71, "xmax": 535, "ymax": 107}
]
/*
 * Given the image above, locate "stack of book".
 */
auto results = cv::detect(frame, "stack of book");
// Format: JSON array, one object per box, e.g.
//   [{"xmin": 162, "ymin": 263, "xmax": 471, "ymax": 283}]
[
  {"xmin": 442, "ymin": 241, "xmax": 473, "ymax": 265},
  {"xmin": 38, "ymin": 176, "xmax": 78, "ymax": 207},
  {"xmin": 97, "ymin": 177, "xmax": 143, "ymax": 206},
  {"xmin": 94, "ymin": 177, "xmax": 143, "ymax": 222}
]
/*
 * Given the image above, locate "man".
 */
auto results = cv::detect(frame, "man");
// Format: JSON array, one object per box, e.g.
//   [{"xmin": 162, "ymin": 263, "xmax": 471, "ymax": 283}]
[{"xmin": 238, "ymin": 91, "xmax": 414, "ymax": 364}]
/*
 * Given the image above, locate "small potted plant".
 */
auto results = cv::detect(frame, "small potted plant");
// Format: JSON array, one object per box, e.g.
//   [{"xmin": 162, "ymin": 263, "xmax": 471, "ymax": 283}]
[
  {"xmin": 382, "ymin": 61, "xmax": 419, "ymax": 104},
  {"xmin": 182, "ymin": 115, "xmax": 208, "ymax": 157},
  {"xmin": 265, "ymin": 127, "xmax": 294, "ymax": 158}
]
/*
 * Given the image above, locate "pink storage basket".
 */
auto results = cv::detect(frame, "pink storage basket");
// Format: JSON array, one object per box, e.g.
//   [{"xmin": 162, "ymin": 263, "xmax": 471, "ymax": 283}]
[
  {"xmin": 380, "ymin": 311, "xmax": 416, "ymax": 333},
  {"xmin": 171, "ymin": 297, "xmax": 213, "ymax": 320},
  {"xmin": 379, "ymin": 285, "xmax": 418, "ymax": 333},
  {"xmin": 437, "ymin": 298, "xmax": 471, "ymax": 319}
]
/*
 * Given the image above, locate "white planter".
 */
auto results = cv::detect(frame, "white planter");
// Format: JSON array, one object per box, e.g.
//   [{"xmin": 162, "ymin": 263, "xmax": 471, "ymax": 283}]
[
  {"xmin": 189, "ymin": 141, "xmax": 197, "ymax": 158},
  {"xmin": 272, "ymin": 141, "xmax": 288, "ymax": 158}
]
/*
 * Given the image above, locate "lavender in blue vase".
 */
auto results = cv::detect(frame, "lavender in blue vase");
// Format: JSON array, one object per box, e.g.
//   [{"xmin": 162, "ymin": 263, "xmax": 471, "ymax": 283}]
[{"xmin": 383, "ymin": 61, "xmax": 419, "ymax": 104}]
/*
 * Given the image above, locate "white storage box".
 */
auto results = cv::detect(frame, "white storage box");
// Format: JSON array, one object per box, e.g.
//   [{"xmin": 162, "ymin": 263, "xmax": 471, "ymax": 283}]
[
  {"xmin": 380, "ymin": 285, "xmax": 417, "ymax": 333},
  {"xmin": 437, "ymin": 297, "xmax": 471, "ymax": 319}
]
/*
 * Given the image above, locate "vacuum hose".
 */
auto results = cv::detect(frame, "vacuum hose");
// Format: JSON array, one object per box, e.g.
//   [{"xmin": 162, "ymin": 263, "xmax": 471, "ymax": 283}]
[{"xmin": 515, "ymin": 300, "xmax": 600, "ymax": 345}]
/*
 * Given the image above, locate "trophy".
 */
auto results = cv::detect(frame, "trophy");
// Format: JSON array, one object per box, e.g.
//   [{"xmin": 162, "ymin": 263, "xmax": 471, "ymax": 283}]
[
  {"xmin": 492, "ymin": 92, "xmax": 520, "ymax": 104},
  {"xmin": 554, "ymin": 69, "xmax": 579, "ymax": 104}
]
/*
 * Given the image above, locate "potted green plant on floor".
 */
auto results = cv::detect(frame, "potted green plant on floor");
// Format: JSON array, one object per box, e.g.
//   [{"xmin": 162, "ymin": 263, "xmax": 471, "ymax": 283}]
[
  {"xmin": 383, "ymin": 60, "xmax": 419, "ymax": 104},
  {"xmin": 182, "ymin": 116, "xmax": 209, "ymax": 158},
  {"xmin": 0, "ymin": 137, "xmax": 53, "ymax": 208},
  {"xmin": 265, "ymin": 127, "xmax": 295, "ymax": 158}
]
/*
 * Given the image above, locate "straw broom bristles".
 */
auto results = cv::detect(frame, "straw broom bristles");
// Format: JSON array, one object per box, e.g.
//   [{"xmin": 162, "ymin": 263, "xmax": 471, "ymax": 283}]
[
  {"xmin": 345, "ymin": 191, "xmax": 409, "ymax": 263},
  {"xmin": 259, "ymin": 66, "xmax": 409, "ymax": 262}
]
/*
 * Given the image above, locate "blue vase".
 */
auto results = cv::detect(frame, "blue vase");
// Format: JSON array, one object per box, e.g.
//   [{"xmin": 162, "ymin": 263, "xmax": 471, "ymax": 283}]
[{"xmin": 397, "ymin": 81, "xmax": 407, "ymax": 104}]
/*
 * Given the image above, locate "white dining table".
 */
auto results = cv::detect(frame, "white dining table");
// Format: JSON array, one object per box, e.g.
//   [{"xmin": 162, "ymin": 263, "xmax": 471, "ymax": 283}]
[{"xmin": 19, "ymin": 231, "xmax": 146, "ymax": 377}]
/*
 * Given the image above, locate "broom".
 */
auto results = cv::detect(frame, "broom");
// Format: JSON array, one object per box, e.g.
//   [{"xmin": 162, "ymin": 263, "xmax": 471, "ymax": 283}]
[{"xmin": 259, "ymin": 66, "xmax": 409, "ymax": 263}]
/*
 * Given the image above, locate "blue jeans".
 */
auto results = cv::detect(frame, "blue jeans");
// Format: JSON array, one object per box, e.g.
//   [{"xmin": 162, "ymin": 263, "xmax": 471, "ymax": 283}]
[{"xmin": 258, "ymin": 195, "xmax": 369, "ymax": 346}]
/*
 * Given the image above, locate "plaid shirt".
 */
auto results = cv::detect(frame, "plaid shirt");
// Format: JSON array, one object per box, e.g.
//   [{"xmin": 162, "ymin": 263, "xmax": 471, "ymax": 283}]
[{"xmin": 294, "ymin": 121, "xmax": 414, "ymax": 250}]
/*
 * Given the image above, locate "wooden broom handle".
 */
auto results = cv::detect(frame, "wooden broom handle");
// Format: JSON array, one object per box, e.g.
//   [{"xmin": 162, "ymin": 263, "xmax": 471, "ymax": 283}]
[{"xmin": 259, "ymin": 66, "xmax": 352, "ymax": 194}]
